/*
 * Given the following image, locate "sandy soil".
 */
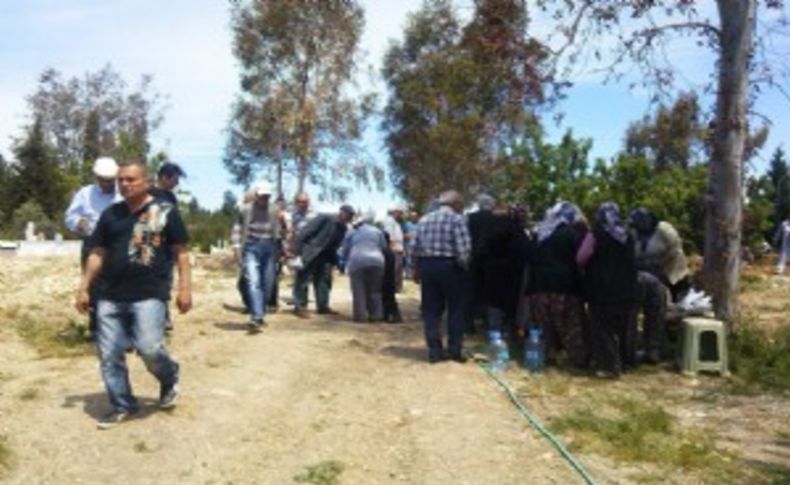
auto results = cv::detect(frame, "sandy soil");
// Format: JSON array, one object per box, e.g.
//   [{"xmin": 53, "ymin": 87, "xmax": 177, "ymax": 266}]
[{"xmin": 0, "ymin": 255, "xmax": 582, "ymax": 484}]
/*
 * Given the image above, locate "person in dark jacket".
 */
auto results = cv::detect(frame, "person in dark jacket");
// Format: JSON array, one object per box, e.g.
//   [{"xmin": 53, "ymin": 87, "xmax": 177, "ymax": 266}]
[
  {"xmin": 476, "ymin": 206, "xmax": 531, "ymax": 337},
  {"xmin": 382, "ymin": 231, "xmax": 403, "ymax": 323},
  {"xmin": 577, "ymin": 202, "xmax": 638, "ymax": 378},
  {"xmin": 292, "ymin": 205, "xmax": 355, "ymax": 316},
  {"xmin": 466, "ymin": 194, "xmax": 499, "ymax": 331},
  {"xmin": 527, "ymin": 201, "xmax": 588, "ymax": 367}
]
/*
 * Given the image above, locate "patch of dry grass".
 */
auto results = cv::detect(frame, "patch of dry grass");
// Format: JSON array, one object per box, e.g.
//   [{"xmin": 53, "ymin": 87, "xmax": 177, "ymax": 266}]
[
  {"xmin": 18, "ymin": 388, "xmax": 40, "ymax": 401},
  {"xmin": 14, "ymin": 313, "xmax": 92, "ymax": 358},
  {"xmin": 294, "ymin": 460, "xmax": 345, "ymax": 485}
]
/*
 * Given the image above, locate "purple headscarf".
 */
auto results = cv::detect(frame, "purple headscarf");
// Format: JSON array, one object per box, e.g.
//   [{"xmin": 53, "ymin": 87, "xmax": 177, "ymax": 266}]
[
  {"xmin": 596, "ymin": 202, "xmax": 628, "ymax": 244},
  {"xmin": 536, "ymin": 201, "xmax": 582, "ymax": 242}
]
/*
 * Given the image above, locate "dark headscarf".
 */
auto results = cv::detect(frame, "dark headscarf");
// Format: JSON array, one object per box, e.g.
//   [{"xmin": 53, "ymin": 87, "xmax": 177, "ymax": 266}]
[
  {"xmin": 629, "ymin": 207, "xmax": 659, "ymax": 251},
  {"xmin": 596, "ymin": 202, "xmax": 628, "ymax": 244},
  {"xmin": 629, "ymin": 207, "xmax": 659, "ymax": 236}
]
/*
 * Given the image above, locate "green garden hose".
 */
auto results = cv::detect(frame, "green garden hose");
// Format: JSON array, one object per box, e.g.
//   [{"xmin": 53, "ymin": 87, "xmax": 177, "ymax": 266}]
[{"xmin": 475, "ymin": 361, "xmax": 598, "ymax": 485}]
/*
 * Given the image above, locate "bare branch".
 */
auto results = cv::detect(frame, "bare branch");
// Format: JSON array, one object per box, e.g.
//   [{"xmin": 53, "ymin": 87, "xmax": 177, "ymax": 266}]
[
  {"xmin": 546, "ymin": 0, "xmax": 595, "ymax": 59},
  {"xmin": 635, "ymin": 21, "xmax": 722, "ymax": 43}
]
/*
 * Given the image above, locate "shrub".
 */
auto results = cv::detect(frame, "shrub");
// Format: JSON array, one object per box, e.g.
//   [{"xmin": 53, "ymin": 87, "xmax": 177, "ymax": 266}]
[{"xmin": 729, "ymin": 321, "xmax": 790, "ymax": 392}]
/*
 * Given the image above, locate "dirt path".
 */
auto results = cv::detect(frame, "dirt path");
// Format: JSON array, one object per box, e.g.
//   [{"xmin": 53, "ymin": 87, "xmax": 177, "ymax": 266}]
[{"xmin": 0, "ymin": 257, "xmax": 581, "ymax": 484}]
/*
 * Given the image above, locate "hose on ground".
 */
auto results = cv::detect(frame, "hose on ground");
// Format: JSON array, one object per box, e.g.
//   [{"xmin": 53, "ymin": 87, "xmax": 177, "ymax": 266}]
[{"xmin": 473, "ymin": 359, "xmax": 598, "ymax": 485}]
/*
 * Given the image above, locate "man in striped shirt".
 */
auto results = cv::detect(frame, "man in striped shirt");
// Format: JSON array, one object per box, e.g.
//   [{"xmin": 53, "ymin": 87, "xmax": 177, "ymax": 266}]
[{"xmin": 413, "ymin": 190, "xmax": 472, "ymax": 363}]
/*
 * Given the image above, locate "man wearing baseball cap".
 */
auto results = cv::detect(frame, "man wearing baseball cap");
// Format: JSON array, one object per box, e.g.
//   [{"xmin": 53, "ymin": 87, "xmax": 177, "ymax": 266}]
[
  {"xmin": 64, "ymin": 156, "xmax": 121, "ymax": 338},
  {"xmin": 149, "ymin": 161, "xmax": 186, "ymax": 205},
  {"xmin": 233, "ymin": 180, "xmax": 287, "ymax": 331}
]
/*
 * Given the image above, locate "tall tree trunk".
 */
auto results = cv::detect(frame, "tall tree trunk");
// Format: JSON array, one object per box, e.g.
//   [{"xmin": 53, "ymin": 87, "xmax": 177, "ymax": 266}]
[
  {"xmin": 297, "ymin": 151, "xmax": 308, "ymax": 193},
  {"xmin": 277, "ymin": 158, "xmax": 283, "ymax": 199},
  {"xmin": 704, "ymin": 0, "xmax": 756, "ymax": 325}
]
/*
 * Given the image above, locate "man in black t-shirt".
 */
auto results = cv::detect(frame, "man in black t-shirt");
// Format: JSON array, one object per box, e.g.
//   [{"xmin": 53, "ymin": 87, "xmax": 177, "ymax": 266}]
[
  {"xmin": 148, "ymin": 162, "xmax": 186, "ymax": 330},
  {"xmin": 148, "ymin": 161, "xmax": 185, "ymax": 205},
  {"xmin": 76, "ymin": 160, "xmax": 192, "ymax": 429}
]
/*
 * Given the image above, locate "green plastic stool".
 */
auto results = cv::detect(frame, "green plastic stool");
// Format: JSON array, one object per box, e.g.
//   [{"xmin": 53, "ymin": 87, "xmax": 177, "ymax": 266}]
[{"xmin": 678, "ymin": 317, "xmax": 730, "ymax": 377}]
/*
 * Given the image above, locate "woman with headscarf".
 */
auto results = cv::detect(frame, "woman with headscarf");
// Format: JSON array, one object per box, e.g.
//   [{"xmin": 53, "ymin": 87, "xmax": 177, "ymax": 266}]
[
  {"xmin": 527, "ymin": 201, "xmax": 588, "ymax": 368},
  {"xmin": 629, "ymin": 208, "xmax": 690, "ymax": 301},
  {"xmin": 577, "ymin": 202, "xmax": 638, "ymax": 378}
]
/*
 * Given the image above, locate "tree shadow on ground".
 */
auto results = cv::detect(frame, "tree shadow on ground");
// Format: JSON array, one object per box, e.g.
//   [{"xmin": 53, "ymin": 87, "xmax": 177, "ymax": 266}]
[
  {"xmin": 221, "ymin": 303, "xmax": 248, "ymax": 314},
  {"xmin": 379, "ymin": 344, "xmax": 427, "ymax": 363},
  {"xmin": 213, "ymin": 322, "xmax": 251, "ymax": 332},
  {"xmin": 62, "ymin": 392, "xmax": 159, "ymax": 421},
  {"xmin": 743, "ymin": 457, "xmax": 790, "ymax": 483}
]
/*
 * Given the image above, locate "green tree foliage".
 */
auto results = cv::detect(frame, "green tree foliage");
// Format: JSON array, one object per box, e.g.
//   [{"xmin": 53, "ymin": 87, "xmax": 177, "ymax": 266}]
[
  {"xmin": 226, "ymin": 0, "xmax": 377, "ymax": 197},
  {"xmin": 493, "ymin": 124, "xmax": 596, "ymax": 214},
  {"xmin": 766, "ymin": 147, "xmax": 790, "ymax": 226},
  {"xmin": 9, "ymin": 200, "xmax": 56, "ymax": 240},
  {"xmin": 382, "ymin": 0, "xmax": 552, "ymax": 208},
  {"xmin": 81, "ymin": 110, "xmax": 101, "ymax": 184},
  {"xmin": 26, "ymin": 65, "xmax": 165, "ymax": 174},
  {"xmin": 181, "ymin": 197, "xmax": 239, "ymax": 253},
  {"xmin": 743, "ymin": 174, "xmax": 774, "ymax": 250},
  {"xmin": 9, "ymin": 120, "xmax": 68, "ymax": 223},
  {"xmin": 0, "ymin": 154, "xmax": 10, "ymax": 226},
  {"xmin": 492, "ymin": 120, "xmax": 708, "ymax": 252},
  {"xmin": 625, "ymin": 93, "xmax": 707, "ymax": 170},
  {"xmin": 221, "ymin": 190, "xmax": 239, "ymax": 217}
]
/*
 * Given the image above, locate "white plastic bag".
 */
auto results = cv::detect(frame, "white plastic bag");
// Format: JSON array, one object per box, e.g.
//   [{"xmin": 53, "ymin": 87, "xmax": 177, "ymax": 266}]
[{"xmin": 287, "ymin": 256, "xmax": 304, "ymax": 270}]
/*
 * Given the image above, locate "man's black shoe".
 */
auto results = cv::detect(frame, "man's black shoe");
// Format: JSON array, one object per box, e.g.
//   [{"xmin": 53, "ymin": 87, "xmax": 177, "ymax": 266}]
[
  {"xmin": 96, "ymin": 408, "xmax": 137, "ymax": 429},
  {"xmin": 448, "ymin": 352, "xmax": 467, "ymax": 364},
  {"xmin": 247, "ymin": 318, "xmax": 264, "ymax": 333},
  {"xmin": 428, "ymin": 352, "xmax": 446, "ymax": 364},
  {"xmin": 159, "ymin": 382, "xmax": 180, "ymax": 409},
  {"xmin": 316, "ymin": 308, "xmax": 339, "ymax": 315}
]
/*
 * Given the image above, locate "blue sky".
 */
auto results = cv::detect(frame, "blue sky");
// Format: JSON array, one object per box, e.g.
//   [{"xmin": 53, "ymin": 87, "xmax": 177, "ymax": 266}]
[{"xmin": 1, "ymin": 1, "xmax": 789, "ymax": 213}]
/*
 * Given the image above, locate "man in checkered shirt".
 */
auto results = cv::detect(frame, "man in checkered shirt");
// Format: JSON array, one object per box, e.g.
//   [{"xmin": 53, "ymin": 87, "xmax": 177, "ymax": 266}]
[{"xmin": 413, "ymin": 190, "xmax": 472, "ymax": 363}]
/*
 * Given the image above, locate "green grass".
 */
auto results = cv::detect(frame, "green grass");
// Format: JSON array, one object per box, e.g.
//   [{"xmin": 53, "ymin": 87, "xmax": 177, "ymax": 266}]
[
  {"xmin": 293, "ymin": 460, "xmax": 345, "ymax": 485},
  {"xmin": 14, "ymin": 315, "xmax": 92, "ymax": 358},
  {"xmin": 729, "ymin": 320, "xmax": 790, "ymax": 392},
  {"xmin": 740, "ymin": 271, "xmax": 768, "ymax": 292},
  {"xmin": 549, "ymin": 397, "xmax": 736, "ymax": 478}
]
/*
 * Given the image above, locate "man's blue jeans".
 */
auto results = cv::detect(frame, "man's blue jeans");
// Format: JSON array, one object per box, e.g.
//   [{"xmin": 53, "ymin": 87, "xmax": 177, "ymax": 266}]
[
  {"xmin": 96, "ymin": 298, "xmax": 179, "ymax": 412},
  {"xmin": 242, "ymin": 239, "xmax": 279, "ymax": 320}
]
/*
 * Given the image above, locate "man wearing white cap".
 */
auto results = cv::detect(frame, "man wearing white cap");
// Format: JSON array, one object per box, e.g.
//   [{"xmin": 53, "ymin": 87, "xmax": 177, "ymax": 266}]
[
  {"xmin": 64, "ymin": 156, "xmax": 121, "ymax": 338},
  {"xmin": 233, "ymin": 180, "xmax": 286, "ymax": 331}
]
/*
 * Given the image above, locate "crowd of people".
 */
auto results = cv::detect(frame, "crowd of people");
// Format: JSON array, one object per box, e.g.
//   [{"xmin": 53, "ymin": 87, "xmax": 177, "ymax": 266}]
[
  {"xmin": 228, "ymin": 184, "xmax": 695, "ymax": 379},
  {"xmin": 67, "ymin": 156, "xmax": 702, "ymax": 429}
]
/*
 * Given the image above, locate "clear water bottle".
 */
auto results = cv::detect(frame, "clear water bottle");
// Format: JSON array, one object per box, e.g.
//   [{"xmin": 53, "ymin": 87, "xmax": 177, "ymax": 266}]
[
  {"xmin": 487, "ymin": 329, "xmax": 510, "ymax": 372},
  {"xmin": 524, "ymin": 327, "xmax": 545, "ymax": 373}
]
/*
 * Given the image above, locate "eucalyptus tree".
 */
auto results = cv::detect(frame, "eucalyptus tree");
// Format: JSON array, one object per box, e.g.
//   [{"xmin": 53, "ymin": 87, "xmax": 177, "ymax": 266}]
[
  {"xmin": 226, "ymin": 0, "xmax": 376, "ymax": 197},
  {"xmin": 26, "ymin": 65, "xmax": 165, "ymax": 177},
  {"xmin": 382, "ymin": 0, "xmax": 555, "ymax": 209}
]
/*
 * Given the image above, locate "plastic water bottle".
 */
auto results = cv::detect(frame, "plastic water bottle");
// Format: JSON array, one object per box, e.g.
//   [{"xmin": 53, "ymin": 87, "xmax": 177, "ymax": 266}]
[
  {"xmin": 487, "ymin": 329, "xmax": 510, "ymax": 372},
  {"xmin": 524, "ymin": 327, "xmax": 545, "ymax": 373}
]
